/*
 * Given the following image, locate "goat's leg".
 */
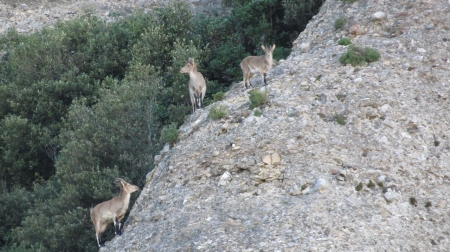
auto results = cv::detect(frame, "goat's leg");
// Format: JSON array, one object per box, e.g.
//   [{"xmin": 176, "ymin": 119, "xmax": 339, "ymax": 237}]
[
  {"xmin": 248, "ymin": 72, "xmax": 254, "ymax": 88},
  {"xmin": 96, "ymin": 233, "xmax": 102, "ymax": 247},
  {"xmin": 193, "ymin": 93, "xmax": 198, "ymax": 112},
  {"xmin": 97, "ymin": 223, "xmax": 108, "ymax": 247},
  {"xmin": 263, "ymin": 73, "xmax": 267, "ymax": 86},
  {"xmin": 114, "ymin": 217, "xmax": 122, "ymax": 235},
  {"xmin": 196, "ymin": 93, "xmax": 203, "ymax": 109}
]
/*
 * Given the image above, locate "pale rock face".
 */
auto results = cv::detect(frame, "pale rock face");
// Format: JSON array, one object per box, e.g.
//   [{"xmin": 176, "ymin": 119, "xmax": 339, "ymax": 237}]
[
  {"xmin": 371, "ymin": 11, "xmax": 386, "ymax": 21},
  {"xmin": 9, "ymin": 0, "xmax": 450, "ymax": 251}
]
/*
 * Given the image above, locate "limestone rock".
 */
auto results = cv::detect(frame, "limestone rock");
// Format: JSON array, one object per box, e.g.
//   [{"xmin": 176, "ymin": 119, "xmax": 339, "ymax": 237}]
[
  {"xmin": 349, "ymin": 23, "xmax": 360, "ymax": 34},
  {"xmin": 218, "ymin": 171, "xmax": 232, "ymax": 186},
  {"xmin": 262, "ymin": 152, "xmax": 281, "ymax": 165},
  {"xmin": 313, "ymin": 178, "xmax": 329, "ymax": 193},
  {"xmin": 371, "ymin": 11, "xmax": 386, "ymax": 21}
]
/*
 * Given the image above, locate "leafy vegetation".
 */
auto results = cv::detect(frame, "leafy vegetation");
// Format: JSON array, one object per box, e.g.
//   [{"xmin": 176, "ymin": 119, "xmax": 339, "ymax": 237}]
[
  {"xmin": 338, "ymin": 37, "xmax": 352, "ymax": 46},
  {"xmin": 160, "ymin": 122, "xmax": 180, "ymax": 144},
  {"xmin": 212, "ymin": 91, "xmax": 225, "ymax": 102},
  {"xmin": 254, "ymin": 109, "xmax": 262, "ymax": 117},
  {"xmin": 339, "ymin": 45, "xmax": 381, "ymax": 66},
  {"xmin": 334, "ymin": 16, "xmax": 347, "ymax": 30},
  {"xmin": 208, "ymin": 106, "xmax": 227, "ymax": 120},
  {"xmin": 249, "ymin": 90, "xmax": 268, "ymax": 109},
  {"xmin": 334, "ymin": 113, "xmax": 347, "ymax": 125},
  {"xmin": 0, "ymin": 0, "xmax": 324, "ymax": 251}
]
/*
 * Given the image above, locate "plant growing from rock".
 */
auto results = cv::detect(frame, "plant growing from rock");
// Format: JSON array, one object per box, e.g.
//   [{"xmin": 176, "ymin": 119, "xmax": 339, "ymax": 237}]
[
  {"xmin": 334, "ymin": 113, "xmax": 347, "ymax": 125},
  {"xmin": 249, "ymin": 90, "xmax": 268, "ymax": 109},
  {"xmin": 334, "ymin": 16, "xmax": 347, "ymax": 30},
  {"xmin": 339, "ymin": 45, "xmax": 381, "ymax": 66},
  {"xmin": 338, "ymin": 37, "xmax": 351, "ymax": 45},
  {"xmin": 209, "ymin": 106, "xmax": 227, "ymax": 120},
  {"xmin": 367, "ymin": 180, "xmax": 375, "ymax": 188},
  {"xmin": 254, "ymin": 109, "xmax": 262, "ymax": 117},
  {"xmin": 212, "ymin": 91, "xmax": 225, "ymax": 102},
  {"xmin": 160, "ymin": 122, "xmax": 179, "ymax": 144},
  {"xmin": 355, "ymin": 182, "xmax": 363, "ymax": 191},
  {"xmin": 409, "ymin": 197, "xmax": 418, "ymax": 207}
]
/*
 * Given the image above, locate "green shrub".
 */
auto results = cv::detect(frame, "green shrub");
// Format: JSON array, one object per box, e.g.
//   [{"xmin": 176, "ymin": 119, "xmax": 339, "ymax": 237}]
[
  {"xmin": 0, "ymin": 187, "xmax": 34, "ymax": 248},
  {"xmin": 208, "ymin": 106, "xmax": 227, "ymax": 120},
  {"xmin": 167, "ymin": 105, "xmax": 189, "ymax": 127},
  {"xmin": 160, "ymin": 122, "xmax": 179, "ymax": 144},
  {"xmin": 339, "ymin": 45, "xmax": 381, "ymax": 66},
  {"xmin": 212, "ymin": 92, "xmax": 225, "ymax": 102},
  {"xmin": 249, "ymin": 90, "xmax": 268, "ymax": 109},
  {"xmin": 273, "ymin": 47, "xmax": 291, "ymax": 60},
  {"xmin": 367, "ymin": 180, "xmax": 375, "ymax": 188},
  {"xmin": 355, "ymin": 182, "xmax": 363, "ymax": 191},
  {"xmin": 253, "ymin": 109, "xmax": 262, "ymax": 117},
  {"xmin": 334, "ymin": 113, "xmax": 347, "ymax": 125},
  {"xmin": 364, "ymin": 47, "xmax": 381, "ymax": 62},
  {"xmin": 334, "ymin": 17, "xmax": 347, "ymax": 30},
  {"xmin": 338, "ymin": 37, "xmax": 351, "ymax": 46}
]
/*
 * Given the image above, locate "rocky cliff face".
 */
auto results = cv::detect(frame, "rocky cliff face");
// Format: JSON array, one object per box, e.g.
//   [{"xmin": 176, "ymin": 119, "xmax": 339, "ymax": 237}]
[
  {"xmin": 0, "ymin": 0, "xmax": 226, "ymax": 34},
  {"xmin": 101, "ymin": 0, "xmax": 450, "ymax": 251}
]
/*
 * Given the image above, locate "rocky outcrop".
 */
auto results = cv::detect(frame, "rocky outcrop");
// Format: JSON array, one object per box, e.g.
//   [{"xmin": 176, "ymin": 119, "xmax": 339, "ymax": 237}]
[
  {"xmin": 0, "ymin": 0, "xmax": 226, "ymax": 34},
  {"xmin": 100, "ymin": 0, "xmax": 450, "ymax": 250}
]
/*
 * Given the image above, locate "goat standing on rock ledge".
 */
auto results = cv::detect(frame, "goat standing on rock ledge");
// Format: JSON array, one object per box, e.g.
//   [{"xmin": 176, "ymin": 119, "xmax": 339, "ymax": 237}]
[
  {"xmin": 90, "ymin": 178, "xmax": 138, "ymax": 247},
  {"xmin": 240, "ymin": 44, "xmax": 275, "ymax": 89},
  {"xmin": 180, "ymin": 57, "xmax": 206, "ymax": 113}
]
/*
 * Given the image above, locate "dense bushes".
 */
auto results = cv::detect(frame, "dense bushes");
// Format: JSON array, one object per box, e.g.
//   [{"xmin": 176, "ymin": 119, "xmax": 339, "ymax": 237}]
[
  {"xmin": 0, "ymin": 0, "xmax": 324, "ymax": 251},
  {"xmin": 339, "ymin": 45, "xmax": 381, "ymax": 66}
]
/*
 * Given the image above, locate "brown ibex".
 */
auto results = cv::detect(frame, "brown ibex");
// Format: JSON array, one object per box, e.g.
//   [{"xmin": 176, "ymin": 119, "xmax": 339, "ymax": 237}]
[
  {"xmin": 180, "ymin": 57, "xmax": 206, "ymax": 113},
  {"xmin": 240, "ymin": 44, "xmax": 276, "ymax": 89},
  {"xmin": 90, "ymin": 178, "xmax": 138, "ymax": 247}
]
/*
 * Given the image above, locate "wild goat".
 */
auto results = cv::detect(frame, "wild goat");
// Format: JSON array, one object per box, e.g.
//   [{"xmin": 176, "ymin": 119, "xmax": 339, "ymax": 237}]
[
  {"xmin": 180, "ymin": 57, "xmax": 206, "ymax": 113},
  {"xmin": 90, "ymin": 178, "xmax": 138, "ymax": 247},
  {"xmin": 240, "ymin": 44, "xmax": 276, "ymax": 89}
]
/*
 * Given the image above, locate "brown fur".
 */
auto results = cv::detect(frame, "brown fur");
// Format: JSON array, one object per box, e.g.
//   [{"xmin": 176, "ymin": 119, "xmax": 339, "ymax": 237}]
[
  {"xmin": 240, "ymin": 44, "xmax": 276, "ymax": 89},
  {"xmin": 90, "ymin": 178, "xmax": 138, "ymax": 247},
  {"xmin": 180, "ymin": 58, "xmax": 207, "ymax": 112}
]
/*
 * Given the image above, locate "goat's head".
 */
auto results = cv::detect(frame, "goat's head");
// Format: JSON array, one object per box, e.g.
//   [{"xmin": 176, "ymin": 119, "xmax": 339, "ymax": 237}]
[
  {"xmin": 115, "ymin": 178, "xmax": 138, "ymax": 193},
  {"xmin": 261, "ymin": 44, "xmax": 276, "ymax": 57},
  {"xmin": 180, "ymin": 57, "xmax": 196, "ymax": 74}
]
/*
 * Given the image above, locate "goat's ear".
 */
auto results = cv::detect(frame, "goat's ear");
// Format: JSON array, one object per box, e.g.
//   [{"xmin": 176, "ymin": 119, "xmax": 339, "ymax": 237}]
[
  {"xmin": 261, "ymin": 45, "xmax": 266, "ymax": 50},
  {"xmin": 272, "ymin": 44, "xmax": 276, "ymax": 50},
  {"xmin": 188, "ymin": 57, "xmax": 194, "ymax": 63},
  {"xmin": 115, "ymin": 178, "xmax": 124, "ymax": 186}
]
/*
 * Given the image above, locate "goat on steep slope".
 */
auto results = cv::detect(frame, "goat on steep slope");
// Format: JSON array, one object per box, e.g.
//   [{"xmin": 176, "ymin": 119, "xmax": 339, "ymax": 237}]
[
  {"xmin": 180, "ymin": 57, "xmax": 207, "ymax": 113},
  {"xmin": 240, "ymin": 44, "xmax": 276, "ymax": 89},
  {"xmin": 90, "ymin": 178, "xmax": 138, "ymax": 247}
]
